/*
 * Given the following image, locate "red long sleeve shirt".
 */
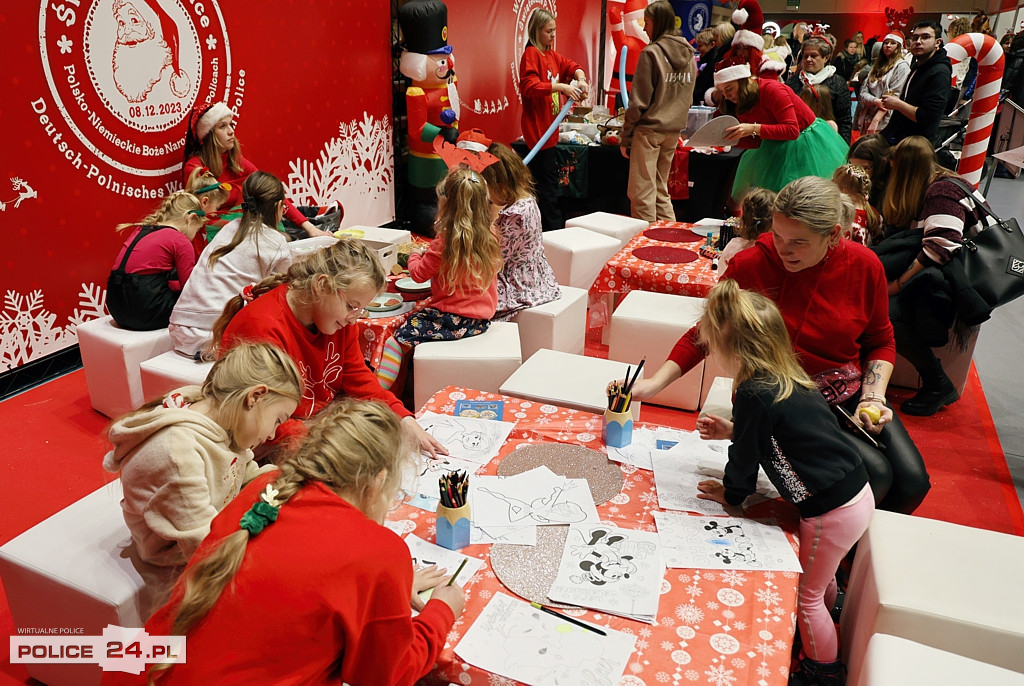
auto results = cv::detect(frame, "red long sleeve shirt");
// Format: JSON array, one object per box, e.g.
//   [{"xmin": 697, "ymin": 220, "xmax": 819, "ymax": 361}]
[
  {"xmin": 221, "ymin": 284, "xmax": 411, "ymax": 445},
  {"xmin": 731, "ymin": 78, "xmax": 816, "ymax": 149},
  {"xmin": 519, "ymin": 46, "xmax": 583, "ymax": 149},
  {"xmin": 407, "ymin": 235, "xmax": 498, "ymax": 320},
  {"xmin": 669, "ymin": 233, "xmax": 895, "ymax": 400},
  {"xmin": 110, "ymin": 225, "xmax": 196, "ymax": 291},
  {"xmin": 184, "ymin": 153, "xmax": 308, "ymax": 227}
]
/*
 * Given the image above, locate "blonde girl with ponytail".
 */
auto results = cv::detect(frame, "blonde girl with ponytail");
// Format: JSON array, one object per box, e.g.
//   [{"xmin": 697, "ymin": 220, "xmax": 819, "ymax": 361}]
[
  {"xmin": 211, "ymin": 239, "xmax": 447, "ymax": 459},
  {"xmin": 105, "ymin": 191, "xmax": 205, "ymax": 331},
  {"xmin": 169, "ymin": 171, "xmax": 293, "ymax": 359},
  {"xmin": 142, "ymin": 399, "xmax": 465, "ymax": 684},
  {"xmin": 103, "ymin": 342, "xmax": 302, "ymax": 568},
  {"xmin": 375, "ymin": 167, "xmax": 502, "ymax": 392},
  {"xmin": 693, "ymin": 279, "xmax": 873, "ymax": 686}
]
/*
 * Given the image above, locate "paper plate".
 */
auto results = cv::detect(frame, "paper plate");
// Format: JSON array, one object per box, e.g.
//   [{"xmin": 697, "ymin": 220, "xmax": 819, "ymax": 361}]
[
  {"xmin": 365, "ymin": 295, "xmax": 404, "ymax": 312},
  {"xmin": 395, "ymin": 277, "xmax": 432, "ymax": 293},
  {"xmin": 683, "ymin": 115, "xmax": 739, "ymax": 149}
]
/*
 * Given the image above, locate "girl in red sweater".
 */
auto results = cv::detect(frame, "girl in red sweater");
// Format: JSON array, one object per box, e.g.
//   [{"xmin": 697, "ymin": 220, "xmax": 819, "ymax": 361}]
[
  {"xmin": 376, "ymin": 167, "xmax": 503, "ymax": 390},
  {"xmin": 140, "ymin": 399, "xmax": 465, "ymax": 685},
  {"xmin": 181, "ymin": 102, "xmax": 331, "ymax": 238},
  {"xmin": 519, "ymin": 9, "xmax": 589, "ymax": 231}
]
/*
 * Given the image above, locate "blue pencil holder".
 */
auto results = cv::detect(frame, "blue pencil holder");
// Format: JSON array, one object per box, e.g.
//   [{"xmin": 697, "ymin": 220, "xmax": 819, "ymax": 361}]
[
  {"xmin": 435, "ymin": 503, "xmax": 471, "ymax": 550},
  {"xmin": 603, "ymin": 408, "xmax": 633, "ymax": 448}
]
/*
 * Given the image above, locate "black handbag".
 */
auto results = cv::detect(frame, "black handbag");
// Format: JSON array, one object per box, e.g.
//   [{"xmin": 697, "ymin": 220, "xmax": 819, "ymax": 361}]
[{"xmin": 945, "ymin": 177, "xmax": 1024, "ymax": 314}]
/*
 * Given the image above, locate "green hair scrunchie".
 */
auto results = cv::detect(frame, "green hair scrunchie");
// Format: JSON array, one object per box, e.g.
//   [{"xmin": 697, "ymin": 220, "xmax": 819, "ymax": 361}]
[{"xmin": 239, "ymin": 500, "xmax": 280, "ymax": 535}]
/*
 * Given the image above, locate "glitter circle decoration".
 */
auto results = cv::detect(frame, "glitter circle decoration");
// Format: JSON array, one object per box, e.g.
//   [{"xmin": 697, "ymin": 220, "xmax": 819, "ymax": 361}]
[
  {"xmin": 643, "ymin": 227, "xmax": 704, "ymax": 243},
  {"xmin": 497, "ymin": 443, "xmax": 624, "ymax": 505},
  {"xmin": 491, "ymin": 525, "xmax": 574, "ymax": 607},
  {"xmin": 631, "ymin": 246, "xmax": 699, "ymax": 265}
]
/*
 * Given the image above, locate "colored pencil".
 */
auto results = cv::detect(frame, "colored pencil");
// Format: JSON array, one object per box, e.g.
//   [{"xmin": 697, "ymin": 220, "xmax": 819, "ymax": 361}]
[
  {"xmin": 447, "ymin": 557, "xmax": 469, "ymax": 586},
  {"xmin": 529, "ymin": 601, "xmax": 607, "ymax": 636}
]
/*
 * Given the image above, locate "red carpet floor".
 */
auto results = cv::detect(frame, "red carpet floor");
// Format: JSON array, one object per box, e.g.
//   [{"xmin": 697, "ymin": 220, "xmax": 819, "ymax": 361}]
[{"xmin": 0, "ymin": 358, "xmax": 1021, "ymax": 685}]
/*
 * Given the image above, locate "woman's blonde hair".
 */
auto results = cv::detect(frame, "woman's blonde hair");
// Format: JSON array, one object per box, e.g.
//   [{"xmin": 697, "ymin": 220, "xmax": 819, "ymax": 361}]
[
  {"xmin": 185, "ymin": 167, "xmax": 230, "ymax": 211},
  {"xmin": 714, "ymin": 22, "xmax": 736, "ymax": 47},
  {"xmin": 699, "ymin": 279, "xmax": 816, "ymax": 402},
  {"xmin": 207, "ymin": 171, "xmax": 285, "ymax": 269},
  {"xmin": 868, "ymin": 37, "xmax": 905, "ymax": 81},
  {"xmin": 882, "ymin": 135, "xmax": 957, "ymax": 229},
  {"xmin": 434, "ymin": 167, "xmax": 502, "ymax": 296},
  {"xmin": 527, "ymin": 9, "xmax": 555, "ymax": 51},
  {"xmin": 116, "ymin": 191, "xmax": 202, "ymax": 232},
  {"xmin": 210, "ymin": 239, "xmax": 386, "ymax": 348},
  {"xmin": 481, "ymin": 142, "xmax": 534, "ymax": 207},
  {"xmin": 696, "ymin": 28, "xmax": 716, "ymax": 49},
  {"xmin": 147, "ymin": 399, "xmax": 411, "ymax": 682},
  {"xmin": 645, "ymin": 1, "xmax": 678, "ymax": 43},
  {"xmin": 111, "ymin": 342, "xmax": 303, "ymax": 452},
  {"xmin": 833, "ymin": 164, "xmax": 882, "ymax": 241},
  {"xmin": 773, "ymin": 176, "xmax": 843, "ymax": 237},
  {"xmin": 739, "ymin": 187, "xmax": 776, "ymax": 240},
  {"xmin": 800, "ymin": 83, "xmax": 835, "ymax": 121}
]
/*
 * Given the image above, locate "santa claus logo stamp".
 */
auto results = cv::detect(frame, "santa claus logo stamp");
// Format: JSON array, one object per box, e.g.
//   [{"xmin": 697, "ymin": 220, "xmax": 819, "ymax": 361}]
[{"xmin": 38, "ymin": 0, "xmax": 233, "ymax": 183}]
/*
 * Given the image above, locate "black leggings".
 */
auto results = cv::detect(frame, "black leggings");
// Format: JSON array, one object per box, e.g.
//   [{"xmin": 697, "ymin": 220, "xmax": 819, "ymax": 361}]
[
  {"xmin": 527, "ymin": 146, "xmax": 562, "ymax": 232},
  {"xmin": 836, "ymin": 395, "xmax": 931, "ymax": 514}
]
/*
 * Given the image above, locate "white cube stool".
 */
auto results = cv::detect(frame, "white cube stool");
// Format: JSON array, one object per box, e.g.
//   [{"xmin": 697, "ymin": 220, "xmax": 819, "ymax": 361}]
[
  {"xmin": 608, "ymin": 291, "xmax": 704, "ymax": 411},
  {"xmin": 841, "ymin": 510, "xmax": 1024, "ymax": 685},
  {"xmin": 140, "ymin": 350, "xmax": 215, "ymax": 402},
  {"xmin": 565, "ymin": 211, "xmax": 649, "ymax": 248},
  {"xmin": 699, "ymin": 376, "xmax": 735, "ymax": 419},
  {"xmin": 700, "ymin": 354, "xmax": 732, "ymax": 409},
  {"xmin": 500, "ymin": 349, "xmax": 642, "ymax": 421},
  {"xmin": 0, "ymin": 480, "xmax": 179, "ymax": 686},
  {"xmin": 854, "ymin": 634, "xmax": 1024, "ymax": 686},
  {"xmin": 76, "ymin": 316, "xmax": 174, "ymax": 418},
  {"xmin": 889, "ymin": 328, "xmax": 980, "ymax": 397},
  {"xmin": 542, "ymin": 227, "xmax": 622, "ymax": 289},
  {"xmin": 510, "ymin": 286, "xmax": 588, "ymax": 361},
  {"xmin": 414, "ymin": 322, "xmax": 523, "ymax": 409}
]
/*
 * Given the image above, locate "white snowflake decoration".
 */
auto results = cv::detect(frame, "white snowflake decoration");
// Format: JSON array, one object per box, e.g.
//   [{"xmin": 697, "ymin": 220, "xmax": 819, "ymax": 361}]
[{"xmin": 0, "ymin": 285, "xmax": 105, "ymax": 372}]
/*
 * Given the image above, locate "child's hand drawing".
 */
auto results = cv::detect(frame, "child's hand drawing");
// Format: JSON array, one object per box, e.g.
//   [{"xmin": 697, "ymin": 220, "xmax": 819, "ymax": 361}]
[
  {"xmin": 697, "ymin": 414, "xmax": 734, "ymax": 441},
  {"xmin": 411, "ymin": 563, "xmax": 447, "ymax": 611},
  {"xmin": 696, "ymin": 479, "xmax": 727, "ymax": 503}
]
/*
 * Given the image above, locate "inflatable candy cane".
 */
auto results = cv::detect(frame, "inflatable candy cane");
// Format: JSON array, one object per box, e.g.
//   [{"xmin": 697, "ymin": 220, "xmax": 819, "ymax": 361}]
[{"xmin": 947, "ymin": 33, "xmax": 1005, "ymax": 188}]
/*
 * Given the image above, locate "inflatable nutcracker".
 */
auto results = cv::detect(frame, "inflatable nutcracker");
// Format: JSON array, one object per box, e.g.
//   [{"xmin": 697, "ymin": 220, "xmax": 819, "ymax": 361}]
[
  {"xmin": 398, "ymin": 0, "xmax": 460, "ymax": 234},
  {"xmin": 608, "ymin": 0, "xmax": 650, "ymax": 110}
]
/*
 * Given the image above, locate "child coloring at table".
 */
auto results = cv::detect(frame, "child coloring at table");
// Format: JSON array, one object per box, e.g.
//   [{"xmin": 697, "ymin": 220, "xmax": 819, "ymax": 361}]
[
  {"xmin": 832, "ymin": 164, "xmax": 882, "ymax": 246},
  {"xmin": 169, "ymin": 171, "xmax": 293, "ymax": 359},
  {"xmin": 211, "ymin": 239, "xmax": 446, "ymax": 458},
  {"xmin": 140, "ymin": 399, "xmax": 465, "ymax": 684},
  {"xmin": 105, "ymin": 191, "xmax": 204, "ymax": 331},
  {"xmin": 694, "ymin": 279, "xmax": 874, "ymax": 686},
  {"xmin": 103, "ymin": 343, "xmax": 302, "ymax": 568},
  {"xmin": 718, "ymin": 187, "xmax": 775, "ymax": 275},
  {"xmin": 375, "ymin": 167, "xmax": 502, "ymax": 391}
]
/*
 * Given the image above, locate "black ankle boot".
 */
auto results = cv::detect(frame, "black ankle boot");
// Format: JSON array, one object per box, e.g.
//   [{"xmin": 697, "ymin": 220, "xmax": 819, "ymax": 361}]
[
  {"xmin": 789, "ymin": 657, "xmax": 844, "ymax": 686},
  {"xmin": 901, "ymin": 374, "xmax": 958, "ymax": 416}
]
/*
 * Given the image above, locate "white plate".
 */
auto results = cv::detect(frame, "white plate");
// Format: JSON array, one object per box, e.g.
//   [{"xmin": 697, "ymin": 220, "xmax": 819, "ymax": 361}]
[
  {"xmin": 395, "ymin": 277, "xmax": 432, "ymax": 293},
  {"xmin": 365, "ymin": 295, "xmax": 404, "ymax": 312}
]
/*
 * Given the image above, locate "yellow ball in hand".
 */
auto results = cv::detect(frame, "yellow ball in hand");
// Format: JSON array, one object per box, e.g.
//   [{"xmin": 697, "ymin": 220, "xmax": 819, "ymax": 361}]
[{"xmin": 859, "ymin": 405, "xmax": 882, "ymax": 424}]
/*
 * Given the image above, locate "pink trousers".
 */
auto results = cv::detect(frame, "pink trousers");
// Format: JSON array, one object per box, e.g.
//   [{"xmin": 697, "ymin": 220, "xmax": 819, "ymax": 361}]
[{"xmin": 797, "ymin": 484, "xmax": 875, "ymax": 662}]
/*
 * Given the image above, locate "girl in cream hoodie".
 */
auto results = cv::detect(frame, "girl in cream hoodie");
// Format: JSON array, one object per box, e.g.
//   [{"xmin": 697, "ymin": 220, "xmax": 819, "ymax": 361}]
[{"xmin": 103, "ymin": 343, "xmax": 302, "ymax": 566}]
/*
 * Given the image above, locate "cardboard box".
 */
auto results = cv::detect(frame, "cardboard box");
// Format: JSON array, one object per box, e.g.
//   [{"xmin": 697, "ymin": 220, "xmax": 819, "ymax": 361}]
[
  {"xmin": 288, "ymin": 236, "xmax": 397, "ymax": 272},
  {"xmin": 337, "ymin": 225, "xmax": 411, "ymax": 246}
]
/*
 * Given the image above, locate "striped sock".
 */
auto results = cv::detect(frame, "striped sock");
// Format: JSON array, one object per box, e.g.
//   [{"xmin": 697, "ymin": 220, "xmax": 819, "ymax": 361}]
[{"xmin": 376, "ymin": 337, "xmax": 406, "ymax": 390}]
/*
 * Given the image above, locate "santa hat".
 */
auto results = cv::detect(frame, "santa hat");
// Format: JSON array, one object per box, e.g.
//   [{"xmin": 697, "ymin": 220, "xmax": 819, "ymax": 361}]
[
  {"xmin": 884, "ymin": 30, "xmax": 905, "ymax": 46},
  {"xmin": 191, "ymin": 102, "xmax": 233, "ymax": 142},
  {"xmin": 732, "ymin": 0, "xmax": 764, "ymax": 34},
  {"xmin": 733, "ymin": 29, "xmax": 765, "ymax": 51},
  {"xmin": 120, "ymin": 0, "xmax": 189, "ymax": 97},
  {"xmin": 714, "ymin": 58, "xmax": 753, "ymax": 85},
  {"xmin": 455, "ymin": 128, "xmax": 492, "ymax": 153},
  {"xmin": 760, "ymin": 43, "xmax": 791, "ymax": 74}
]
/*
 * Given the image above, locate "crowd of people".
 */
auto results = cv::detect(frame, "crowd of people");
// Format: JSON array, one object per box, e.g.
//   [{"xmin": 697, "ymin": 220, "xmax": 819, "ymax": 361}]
[{"xmin": 93, "ymin": 4, "xmax": 1010, "ymax": 685}]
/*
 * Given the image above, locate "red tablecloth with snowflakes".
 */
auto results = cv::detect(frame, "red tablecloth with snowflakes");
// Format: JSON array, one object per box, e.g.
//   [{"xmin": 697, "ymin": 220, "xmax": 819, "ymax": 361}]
[
  {"xmin": 390, "ymin": 386, "xmax": 799, "ymax": 686},
  {"xmin": 590, "ymin": 221, "xmax": 720, "ymax": 300}
]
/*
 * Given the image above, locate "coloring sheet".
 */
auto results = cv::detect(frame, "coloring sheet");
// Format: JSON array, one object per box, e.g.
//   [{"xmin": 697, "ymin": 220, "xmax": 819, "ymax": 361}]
[
  {"xmin": 606, "ymin": 426, "xmax": 698, "ymax": 471},
  {"xmin": 651, "ymin": 439, "xmax": 777, "ymax": 515},
  {"xmin": 416, "ymin": 411, "xmax": 516, "ymax": 464},
  {"xmin": 471, "ymin": 523, "xmax": 537, "ymax": 546},
  {"xmin": 404, "ymin": 533, "xmax": 486, "ymax": 585},
  {"xmin": 455, "ymin": 591, "xmax": 637, "ymax": 686},
  {"xmin": 548, "ymin": 524, "xmax": 664, "ymax": 623},
  {"xmin": 402, "ymin": 452, "xmax": 483, "ymax": 505},
  {"xmin": 653, "ymin": 511, "xmax": 802, "ymax": 572},
  {"xmin": 471, "ymin": 466, "xmax": 600, "ymax": 528}
]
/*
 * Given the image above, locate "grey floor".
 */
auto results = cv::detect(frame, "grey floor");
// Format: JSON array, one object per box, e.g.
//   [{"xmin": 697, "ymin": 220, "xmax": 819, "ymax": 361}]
[{"xmin": 970, "ymin": 175, "xmax": 1024, "ymax": 511}]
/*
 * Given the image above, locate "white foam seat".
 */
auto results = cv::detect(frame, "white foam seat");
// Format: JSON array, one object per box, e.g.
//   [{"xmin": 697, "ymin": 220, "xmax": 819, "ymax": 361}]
[
  {"xmin": 510, "ymin": 286, "xmax": 588, "ymax": 361},
  {"xmin": 854, "ymin": 634, "xmax": 1024, "ymax": 686},
  {"xmin": 608, "ymin": 291, "xmax": 704, "ymax": 411},
  {"xmin": 76, "ymin": 316, "xmax": 174, "ymax": 418},
  {"xmin": 841, "ymin": 510, "xmax": 1024, "ymax": 685},
  {"xmin": 699, "ymin": 376, "xmax": 735, "ymax": 419},
  {"xmin": 889, "ymin": 328, "xmax": 980, "ymax": 396},
  {"xmin": 500, "ymin": 349, "xmax": 642, "ymax": 421},
  {"xmin": 541, "ymin": 227, "xmax": 622, "ymax": 289},
  {"xmin": 140, "ymin": 350, "xmax": 214, "ymax": 401},
  {"xmin": 0, "ymin": 480, "xmax": 178, "ymax": 686},
  {"xmin": 564, "ymin": 211, "xmax": 649, "ymax": 248},
  {"xmin": 413, "ymin": 322, "xmax": 522, "ymax": 409}
]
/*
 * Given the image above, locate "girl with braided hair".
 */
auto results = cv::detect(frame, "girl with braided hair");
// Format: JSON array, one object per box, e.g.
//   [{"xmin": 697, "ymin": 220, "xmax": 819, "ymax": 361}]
[{"xmin": 140, "ymin": 399, "xmax": 465, "ymax": 684}]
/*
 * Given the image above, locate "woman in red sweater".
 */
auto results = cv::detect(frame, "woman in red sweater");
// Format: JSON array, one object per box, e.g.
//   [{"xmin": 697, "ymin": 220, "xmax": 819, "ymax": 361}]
[
  {"xmin": 211, "ymin": 239, "xmax": 445, "ymax": 458},
  {"xmin": 181, "ymin": 102, "xmax": 331, "ymax": 239},
  {"xmin": 631, "ymin": 176, "xmax": 929, "ymax": 515},
  {"xmin": 519, "ymin": 9, "xmax": 589, "ymax": 231},
  {"xmin": 713, "ymin": 58, "xmax": 848, "ymax": 202},
  {"xmin": 140, "ymin": 400, "xmax": 465, "ymax": 685}
]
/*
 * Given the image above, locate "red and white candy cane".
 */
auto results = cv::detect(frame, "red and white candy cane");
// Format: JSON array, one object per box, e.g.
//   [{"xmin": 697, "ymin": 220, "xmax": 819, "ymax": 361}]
[{"xmin": 946, "ymin": 33, "xmax": 1005, "ymax": 188}]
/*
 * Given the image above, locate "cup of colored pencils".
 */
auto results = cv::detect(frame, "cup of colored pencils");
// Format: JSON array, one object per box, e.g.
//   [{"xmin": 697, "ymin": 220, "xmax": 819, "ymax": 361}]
[
  {"xmin": 436, "ymin": 470, "xmax": 471, "ymax": 550},
  {"xmin": 604, "ymin": 359, "xmax": 644, "ymax": 448}
]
